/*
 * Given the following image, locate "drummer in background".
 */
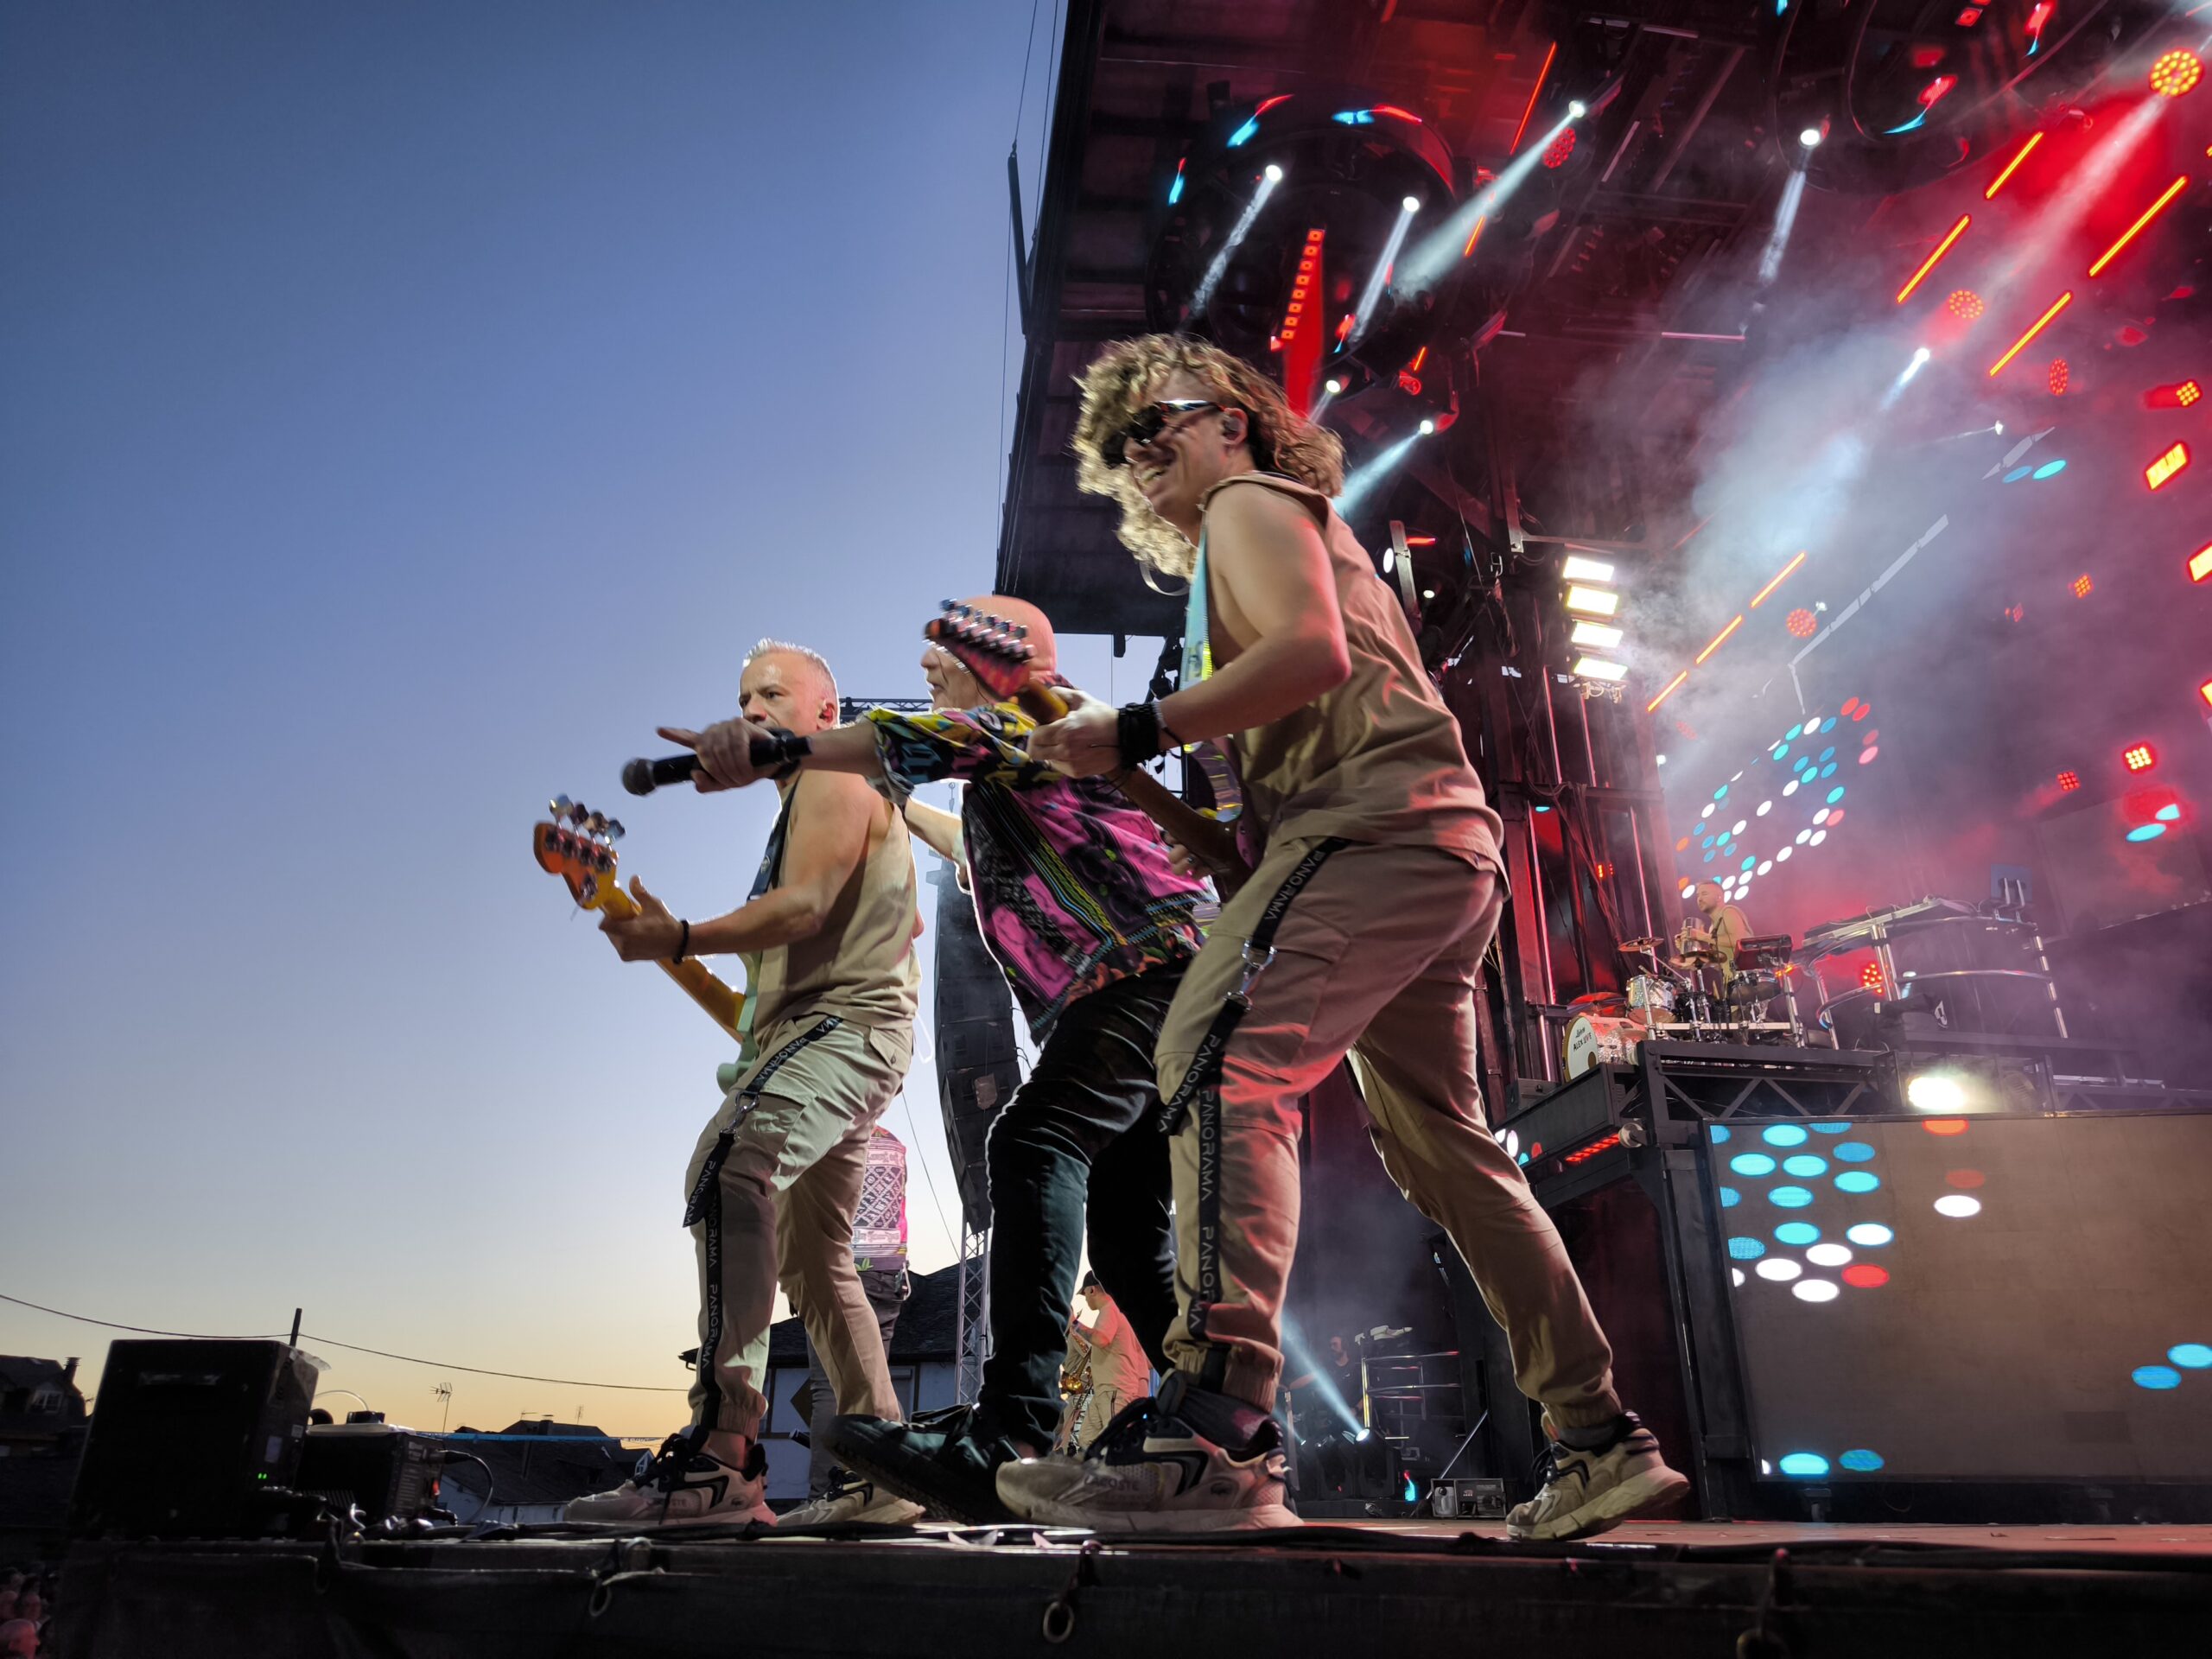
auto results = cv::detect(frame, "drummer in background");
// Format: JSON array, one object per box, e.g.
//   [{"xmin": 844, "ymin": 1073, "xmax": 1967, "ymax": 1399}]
[{"xmin": 1676, "ymin": 880, "xmax": 1750, "ymax": 986}]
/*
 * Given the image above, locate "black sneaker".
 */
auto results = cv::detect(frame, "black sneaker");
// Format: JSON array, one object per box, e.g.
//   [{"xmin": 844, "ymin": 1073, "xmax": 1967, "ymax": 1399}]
[{"xmin": 825, "ymin": 1408, "xmax": 1029, "ymax": 1525}]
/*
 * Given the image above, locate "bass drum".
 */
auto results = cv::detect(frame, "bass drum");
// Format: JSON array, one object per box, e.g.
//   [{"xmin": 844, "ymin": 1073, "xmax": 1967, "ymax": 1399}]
[{"xmin": 1563, "ymin": 1013, "xmax": 1641, "ymax": 1078}]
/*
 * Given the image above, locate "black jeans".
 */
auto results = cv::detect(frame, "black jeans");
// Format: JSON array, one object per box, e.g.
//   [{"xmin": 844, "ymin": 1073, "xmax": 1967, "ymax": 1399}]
[{"xmin": 980, "ymin": 963, "xmax": 1185, "ymax": 1448}]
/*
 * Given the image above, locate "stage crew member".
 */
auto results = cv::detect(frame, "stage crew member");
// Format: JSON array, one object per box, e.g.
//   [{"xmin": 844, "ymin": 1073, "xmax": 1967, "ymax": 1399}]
[
  {"xmin": 569, "ymin": 639, "xmax": 921, "ymax": 1527},
  {"xmin": 1069, "ymin": 1272, "xmax": 1154, "ymax": 1452},
  {"xmin": 672, "ymin": 599, "xmax": 1205, "ymax": 1522},
  {"xmin": 1007, "ymin": 334, "xmax": 1689, "ymax": 1538}
]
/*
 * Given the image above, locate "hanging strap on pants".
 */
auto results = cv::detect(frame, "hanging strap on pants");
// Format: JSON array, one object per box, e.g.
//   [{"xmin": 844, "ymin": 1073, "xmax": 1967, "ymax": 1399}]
[
  {"xmin": 1157, "ymin": 839, "xmax": 1345, "ymax": 1357},
  {"xmin": 681, "ymin": 1014, "xmax": 842, "ymax": 1445}
]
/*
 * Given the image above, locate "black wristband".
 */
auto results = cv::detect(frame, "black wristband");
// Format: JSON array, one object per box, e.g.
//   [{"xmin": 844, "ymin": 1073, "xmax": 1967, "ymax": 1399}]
[
  {"xmin": 747, "ymin": 726, "xmax": 814, "ymax": 780},
  {"xmin": 675, "ymin": 919, "xmax": 690, "ymax": 963},
  {"xmin": 1116, "ymin": 700, "xmax": 1163, "ymax": 770}
]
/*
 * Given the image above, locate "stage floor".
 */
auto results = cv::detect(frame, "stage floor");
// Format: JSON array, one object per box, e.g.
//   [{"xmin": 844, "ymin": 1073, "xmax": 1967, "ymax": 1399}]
[{"xmin": 55, "ymin": 1516, "xmax": 2212, "ymax": 1658}]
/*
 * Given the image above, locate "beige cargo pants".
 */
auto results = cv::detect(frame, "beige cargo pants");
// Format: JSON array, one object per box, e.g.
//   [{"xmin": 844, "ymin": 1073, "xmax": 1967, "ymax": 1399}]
[
  {"xmin": 682, "ymin": 1012, "xmax": 912, "ymax": 1438},
  {"xmin": 1154, "ymin": 836, "xmax": 1623, "ymax": 1432}
]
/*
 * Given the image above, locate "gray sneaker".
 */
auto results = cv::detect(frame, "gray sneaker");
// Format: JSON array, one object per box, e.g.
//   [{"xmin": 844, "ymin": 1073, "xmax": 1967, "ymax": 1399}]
[
  {"xmin": 1506, "ymin": 1414, "xmax": 1689, "ymax": 1541},
  {"xmin": 995, "ymin": 1379, "xmax": 1298, "ymax": 1534},
  {"xmin": 564, "ymin": 1433, "xmax": 775, "ymax": 1528},
  {"xmin": 780, "ymin": 1475, "xmax": 925, "ymax": 1528}
]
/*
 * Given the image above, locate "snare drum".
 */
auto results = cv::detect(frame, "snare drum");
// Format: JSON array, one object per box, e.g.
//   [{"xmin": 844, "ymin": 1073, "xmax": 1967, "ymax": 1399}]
[
  {"xmin": 1563, "ymin": 1013, "xmax": 1641, "ymax": 1078},
  {"xmin": 1627, "ymin": 975, "xmax": 1677, "ymax": 1015}
]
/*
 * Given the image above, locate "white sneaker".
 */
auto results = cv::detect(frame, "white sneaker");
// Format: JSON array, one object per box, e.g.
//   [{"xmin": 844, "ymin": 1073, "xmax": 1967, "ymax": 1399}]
[
  {"xmin": 995, "ymin": 1381, "xmax": 1298, "ymax": 1534},
  {"xmin": 564, "ymin": 1433, "xmax": 775, "ymax": 1528},
  {"xmin": 1506, "ymin": 1414, "xmax": 1689, "ymax": 1541},
  {"xmin": 780, "ymin": 1475, "xmax": 925, "ymax": 1528}
]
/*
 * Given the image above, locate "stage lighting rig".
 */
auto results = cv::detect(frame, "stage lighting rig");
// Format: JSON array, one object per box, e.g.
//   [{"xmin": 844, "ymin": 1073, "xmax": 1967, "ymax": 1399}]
[
  {"xmin": 1768, "ymin": 0, "xmax": 2172, "ymax": 194},
  {"xmin": 1145, "ymin": 92, "xmax": 1459, "ymax": 410}
]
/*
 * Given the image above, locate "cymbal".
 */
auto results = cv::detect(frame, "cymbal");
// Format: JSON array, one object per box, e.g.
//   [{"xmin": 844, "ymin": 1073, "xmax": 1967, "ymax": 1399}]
[{"xmin": 1618, "ymin": 938, "xmax": 1663, "ymax": 953}]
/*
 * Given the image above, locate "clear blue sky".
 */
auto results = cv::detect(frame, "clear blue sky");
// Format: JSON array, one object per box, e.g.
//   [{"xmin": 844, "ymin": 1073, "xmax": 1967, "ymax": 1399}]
[{"xmin": 0, "ymin": 0, "xmax": 1146, "ymax": 1436}]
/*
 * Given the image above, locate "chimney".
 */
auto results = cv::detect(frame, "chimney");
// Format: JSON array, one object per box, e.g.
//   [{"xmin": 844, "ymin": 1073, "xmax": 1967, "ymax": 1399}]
[{"xmin": 63, "ymin": 1357, "xmax": 79, "ymax": 1384}]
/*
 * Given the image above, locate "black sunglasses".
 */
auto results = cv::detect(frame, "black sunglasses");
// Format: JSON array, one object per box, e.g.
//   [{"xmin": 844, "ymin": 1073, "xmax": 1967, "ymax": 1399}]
[{"xmin": 1103, "ymin": 398, "xmax": 1234, "ymax": 468}]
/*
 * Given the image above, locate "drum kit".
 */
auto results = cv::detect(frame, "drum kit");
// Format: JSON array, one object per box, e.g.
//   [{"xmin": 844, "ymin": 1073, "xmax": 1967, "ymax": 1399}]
[{"xmin": 1560, "ymin": 926, "xmax": 1807, "ymax": 1077}]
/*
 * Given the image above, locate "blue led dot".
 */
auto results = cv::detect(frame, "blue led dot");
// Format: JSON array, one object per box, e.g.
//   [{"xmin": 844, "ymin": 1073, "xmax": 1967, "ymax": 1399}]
[
  {"xmin": 1834, "ymin": 1141, "xmax": 1876, "ymax": 1161},
  {"xmin": 1762, "ymin": 1125, "xmax": 1808, "ymax": 1147},
  {"xmin": 2134, "ymin": 1366, "xmax": 2183, "ymax": 1390},
  {"xmin": 1838, "ymin": 1449, "xmax": 1885, "ymax": 1472},
  {"xmin": 1783, "ymin": 1154, "xmax": 1828, "ymax": 1178},
  {"xmin": 1719, "ymin": 1186, "xmax": 1741, "ymax": 1208},
  {"xmin": 1834, "ymin": 1171, "xmax": 1880, "ymax": 1194},
  {"xmin": 1728, "ymin": 1236, "xmax": 1767, "ymax": 1260},
  {"xmin": 1821, "ymin": 762, "xmax": 1839, "ymax": 779},
  {"xmin": 1778, "ymin": 1452, "xmax": 1830, "ymax": 1478},
  {"xmin": 1731, "ymin": 1154, "xmax": 1777, "ymax": 1177},
  {"xmin": 1774, "ymin": 1222, "xmax": 1820, "ymax": 1246},
  {"xmin": 1703, "ymin": 849, "xmax": 1717, "ymax": 863},
  {"xmin": 1819, "ymin": 747, "xmax": 1836, "ymax": 763},
  {"xmin": 1820, "ymin": 719, "xmax": 1837, "ymax": 734},
  {"xmin": 1710, "ymin": 1125, "xmax": 1732, "ymax": 1143},
  {"xmin": 1810, "ymin": 1122, "xmax": 1851, "ymax": 1135},
  {"xmin": 1827, "ymin": 786, "xmax": 1846, "ymax": 805},
  {"xmin": 1742, "ymin": 856, "xmax": 1757, "ymax": 872},
  {"xmin": 1714, "ymin": 785, "xmax": 1730, "ymax": 801},
  {"xmin": 1845, "ymin": 1223, "xmax": 1894, "ymax": 1247},
  {"xmin": 1786, "ymin": 724, "xmax": 1803, "ymax": 741},
  {"xmin": 1770, "ymin": 1185, "xmax": 1814, "ymax": 1208},
  {"xmin": 1772, "ymin": 743, "xmax": 1789, "ymax": 760},
  {"xmin": 2004, "ymin": 465, "xmax": 2032, "ymax": 482},
  {"xmin": 2171, "ymin": 1344, "xmax": 2212, "ymax": 1370}
]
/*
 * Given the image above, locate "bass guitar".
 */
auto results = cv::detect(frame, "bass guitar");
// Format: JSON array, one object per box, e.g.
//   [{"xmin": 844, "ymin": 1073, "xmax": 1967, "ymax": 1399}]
[
  {"xmin": 532, "ymin": 794, "xmax": 746, "ymax": 1041},
  {"xmin": 924, "ymin": 602, "xmax": 1249, "ymax": 894}
]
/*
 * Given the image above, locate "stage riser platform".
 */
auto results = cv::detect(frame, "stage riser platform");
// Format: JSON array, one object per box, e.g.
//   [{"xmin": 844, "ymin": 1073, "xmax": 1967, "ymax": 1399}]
[{"xmin": 54, "ymin": 1531, "xmax": 2212, "ymax": 1659}]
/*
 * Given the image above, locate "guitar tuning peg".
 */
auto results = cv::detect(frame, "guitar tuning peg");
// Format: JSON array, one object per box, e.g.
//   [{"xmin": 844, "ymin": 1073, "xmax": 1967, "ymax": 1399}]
[
  {"xmin": 939, "ymin": 599, "xmax": 956, "ymax": 613},
  {"xmin": 585, "ymin": 811, "xmax": 607, "ymax": 835},
  {"xmin": 1013, "ymin": 624, "xmax": 1029, "ymax": 639},
  {"xmin": 567, "ymin": 800, "xmax": 590, "ymax": 826},
  {"xmin": 605, "ymin": 819, "xmax": 625, "ymax": 841},
  {"xmin": 550, "ymin": 794, "xmax": 574, "ymax": 818}
]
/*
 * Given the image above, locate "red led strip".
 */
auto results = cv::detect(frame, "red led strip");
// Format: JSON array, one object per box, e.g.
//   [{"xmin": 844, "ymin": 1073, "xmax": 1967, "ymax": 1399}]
[
  {"xmin": 1986, "ymin": 131, "xmax": 2044, "ymax": 199},
  {"xmin": 1562, "ymin": 1128, "xmax": 1624, "ymax": 1166},
  {"xmin": 1897, "ymin": 214, "xmax": 1972, "ymax": 304},
  {"xmin": 1509, "ymin": 42, "xmax": 1558, "ymax": 155},
  {"xmin": 2145, "ymin": 441, "xmax": 2190, "ymax": 490},
  {"xmin": 1749, "ymin": 550, "xmax": 1807, "ymax": 609},
  {"xmin": 1987, "ymin": 291, "xmax": 2072, "ymax": 378},
  {"xmin": 2088, "ymin": 176, "xmax": 2191, "ymax": 277},
  {"xmin": 1646, "ymin": 670, "xmax": 1689, "ymax": 714},
  {"xmin": 1693, "ymin": 615, "xmax": 1745, "ymax": 665}
]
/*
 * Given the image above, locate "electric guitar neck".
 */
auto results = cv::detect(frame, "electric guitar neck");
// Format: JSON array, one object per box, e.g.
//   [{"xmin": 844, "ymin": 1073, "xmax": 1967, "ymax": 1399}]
[
  {"xmin": 532, "ymin": 795, "xmax": 746, "ymax": 1041},
  {"xmin": 924, "ymin": 602, "xmax": 1249, "ymax": 894}
]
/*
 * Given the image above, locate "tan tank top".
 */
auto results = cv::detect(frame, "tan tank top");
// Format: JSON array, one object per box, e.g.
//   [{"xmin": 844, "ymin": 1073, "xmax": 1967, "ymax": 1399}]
[
  {"xmin": 751, "ymin": 772, "xmax": 921, "ymax": 1033},
  {"xmin": 1197, "ymin": 473, "xmax": 1503, "ymax": 864}
]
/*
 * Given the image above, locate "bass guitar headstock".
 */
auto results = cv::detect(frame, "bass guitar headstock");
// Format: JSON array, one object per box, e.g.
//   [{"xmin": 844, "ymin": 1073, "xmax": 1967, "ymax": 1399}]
[
  {"xmin": 532, "ymin": 794, "xmax": 625, "ymax": 909},
  {"xmin": 924, "ymin": 601, "xmax": 1039, "ymax": 702}
]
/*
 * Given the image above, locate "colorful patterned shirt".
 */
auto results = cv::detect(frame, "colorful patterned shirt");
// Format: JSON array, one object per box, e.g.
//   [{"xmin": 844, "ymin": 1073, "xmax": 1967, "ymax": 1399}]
[{"xmin": 864, "ymin": 702, "xmax": 1207, "ymax": 1038}]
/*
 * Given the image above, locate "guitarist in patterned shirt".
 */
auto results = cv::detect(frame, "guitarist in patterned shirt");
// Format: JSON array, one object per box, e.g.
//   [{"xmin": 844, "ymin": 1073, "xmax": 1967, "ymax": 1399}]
[{"xmin": 665, "ymin": 596, "xmax": 1210, "ymax": 1522}]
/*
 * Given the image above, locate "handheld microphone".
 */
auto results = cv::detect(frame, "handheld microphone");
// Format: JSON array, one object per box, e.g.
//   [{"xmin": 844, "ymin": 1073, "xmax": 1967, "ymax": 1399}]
[
  {"xmin": 622, "ymin": 728, "xmax": 808, "ymax": 797},
  {"xmin": 622, "ymin": 754, "xmax": 699, "ymax": 797}
]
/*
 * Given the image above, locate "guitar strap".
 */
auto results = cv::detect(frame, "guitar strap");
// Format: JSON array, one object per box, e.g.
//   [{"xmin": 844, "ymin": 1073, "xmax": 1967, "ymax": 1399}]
[
  {"xmin": 1157, "ymin": 836, "xmax": 1347, "ymax": 1355},
  {"xmin": 731, "ymin": 779, "xmax": 801, "ymax": 1057}
]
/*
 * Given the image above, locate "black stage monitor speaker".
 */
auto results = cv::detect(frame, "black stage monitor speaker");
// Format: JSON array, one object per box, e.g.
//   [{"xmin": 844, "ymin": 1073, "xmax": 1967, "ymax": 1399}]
[
  {"xmin": 294, "ymin": 1418, "xmax": 445, "ymax": 1524},
  {"xmin": 70, "ymin": 1339, "xmax": 321, "ymax": 1537}
]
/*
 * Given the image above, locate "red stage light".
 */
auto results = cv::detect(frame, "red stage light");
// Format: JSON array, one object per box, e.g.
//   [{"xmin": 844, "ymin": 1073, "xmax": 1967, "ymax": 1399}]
[
  {"xmin": 1946, "ymin": 289, "xmax": 1985, "ymax": 319},
  {"xmin": 2088, "ymin": 177, "xmax": 2190, "ymax": 277},
  {"xmin": 2048, "ymin": 359, "xmax": 2069, "ymax": 395},
  {"xmin": 2024, "ymin": 1, "xmax": 2055, "ymax": 48},
  {"xmin": 2124, "ymin": 744, "xmax": 2157, "ymax": 772},
  {"xmin": 1562, "ymin": 1128, "xmax": 1624, "ymax": 1166},
  {"xmin": 2200, "ymin": 677, "xmax": 2212, "ymax": 711},
  {"xmin": 2146, "ymin": 378, "xmax": 2203, "ymax": 408},
  {"xmin": 1986, "ymin": 131, "xmax": 2044, "ymax": 200},
  {"xmin": 1277, "ymin": 228, "xmax": 1325, "ymax": 346},
  {"xmin": 1954, "ymin": 5, "xmax": 1983, "ymax": 22},
  {"xmin": 1786, "ymin": 607, "xmax": 1818, "ymax": 638},
  {"xmin": 2145, "ymin": 441, "xmax": 2190, "ymax": 490},
  {"xmin": 2190, "ymin": 543, "xmax": 2212, "ymax": 583},
  {"xmin": 1370, "ymin": 105, "xmax": 1423, "ymax": 123},
  {"xmin": 1254, "ymin": 94, "xmax": 1294, "ymax": 116},
  {"xmin": 2057, "ymin": 770, "xmax": 2081, "ymax": 792},
  {"xmin": 1988, "ymin": 291, "xmax": 2072, "ymax": 378},
  {"xmin": 2150, "ymin": 49, "xmax": 2202, "ymax": 99},
  {"xmin": 2073, "ymin": 573, "xmax": 2093, "ymax": 598},
  {"xmin": 1897, "ymin": 214, "xmax": 1971, "ymax": 304},
  {"xmin": 1860, "ymin": 962, "xmax": 1885, "ymax": 991},
  {"xmin": 1918, "ymin": 74, "xmax": 1958, "ymax": 112},
  {"xmin": 1842, "ymin": 1264, "xmax": 1891, "ymax": 1289},
  {"xmin": 1542, "ymin": 128, "xmax": 1576, "ymax": 168}
]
